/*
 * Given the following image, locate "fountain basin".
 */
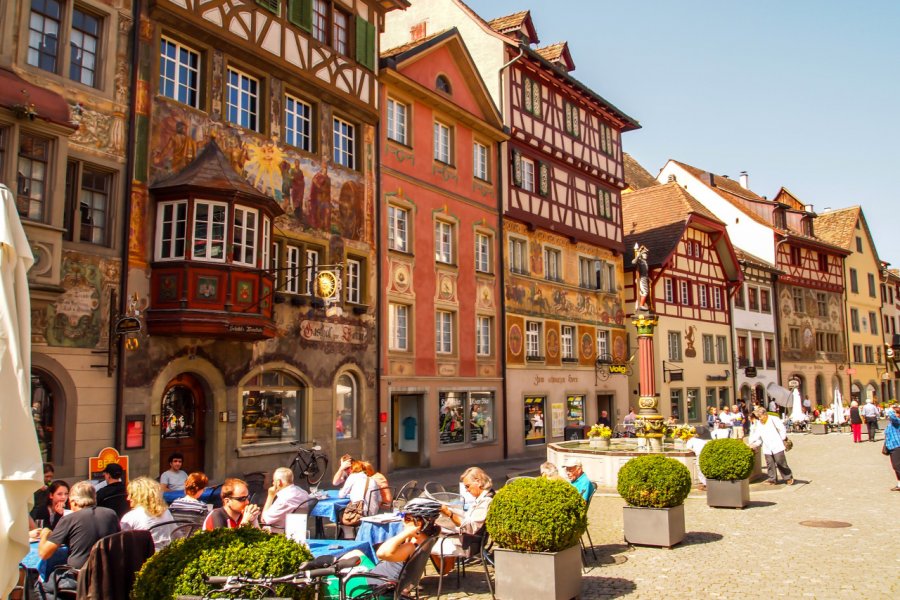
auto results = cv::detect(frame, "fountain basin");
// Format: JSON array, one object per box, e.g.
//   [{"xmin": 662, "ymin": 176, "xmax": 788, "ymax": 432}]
[{"xmin": 548, "ymin": 440, "xmax": 701, "ymax": 487}]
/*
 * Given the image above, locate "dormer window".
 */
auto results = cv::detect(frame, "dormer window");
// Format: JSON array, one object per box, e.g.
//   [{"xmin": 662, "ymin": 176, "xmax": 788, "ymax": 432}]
[
  {"xmin": 774, "ymin": 209, "xmax": 786, "ymax": 230},
  {"xmin": 802, "ymin": 218, "xmax": 813, "ymax": 236}
]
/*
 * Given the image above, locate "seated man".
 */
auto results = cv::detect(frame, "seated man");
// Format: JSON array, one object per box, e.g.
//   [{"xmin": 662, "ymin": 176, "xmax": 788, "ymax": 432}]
[
  {"xmin": 562, "ymin": 457, "xmax": 595, "ymax": 502},
  {"xmin": 433, "ymin": 467, "xmax": 494, "ymax": 574},
  {"xmin": 96, "ymin": 463, "xmax": 128, "ymax": 516},
  {"xmin": 37, "ymin": 480, "xmax": 120, "ymax": 592},
  {"xmin": 261, "ymin": 467, "xmax": 311, "ymax": 533},
  {"xmin": 597, "ymin": 411, "xmax": 611, "ymax": 427},
  {"xmin": 203, "ymin": 478, "xmax": 261, "ymax": 530},
  {"xmin": 160, "ymin": 452, "xmax": 188, "ymax": 492}
]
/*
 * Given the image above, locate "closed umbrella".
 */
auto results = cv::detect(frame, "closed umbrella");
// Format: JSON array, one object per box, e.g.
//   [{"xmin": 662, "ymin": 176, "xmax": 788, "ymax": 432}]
[
  {"xmin": 832, "ymin": 388, "xmax": 844, "ymax": 426},
  {"xmin": 790, "ymin": 389, "xmax": 805, "ymax": 423},
  {"xmin": 0, "ymin": 183, "xmax": 43, "ymax": 595}
]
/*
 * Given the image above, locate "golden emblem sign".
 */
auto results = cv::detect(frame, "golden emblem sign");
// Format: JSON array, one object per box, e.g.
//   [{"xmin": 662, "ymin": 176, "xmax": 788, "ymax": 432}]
[{"xmin": 316, "ymin": 271, "xmax": 339, "ymax": 299}]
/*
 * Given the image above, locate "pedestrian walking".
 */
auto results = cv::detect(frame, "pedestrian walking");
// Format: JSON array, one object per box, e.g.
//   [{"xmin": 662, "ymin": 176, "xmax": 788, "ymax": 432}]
[
  {"xmin": 861, "ymin": 398, "xmax": 879, "ymax": 442},
  {"xmin": 885, "ymin": 404, "xmax": 900, "ymax": 492},
  {"xmin": 849, "ymin": 400, "xmax": 863, "ymax": 443},
  {"xmin": 749, "ymin": 406, "xmax": 794, "ymax": 485}
]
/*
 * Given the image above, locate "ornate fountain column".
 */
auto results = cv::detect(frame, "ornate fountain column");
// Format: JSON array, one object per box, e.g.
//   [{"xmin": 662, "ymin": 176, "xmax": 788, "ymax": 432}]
[{"xmin": 633, "ymin": 313, "xmax": 665, "ymax": 450}]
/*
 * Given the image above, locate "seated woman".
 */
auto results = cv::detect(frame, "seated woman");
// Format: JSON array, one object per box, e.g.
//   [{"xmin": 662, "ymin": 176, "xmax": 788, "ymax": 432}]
[
  {"xmin": 28, "ymin": 480, "xmax": 70, "ymax": 534},
  {"xmin": 433, "ymin": 467, "xmax": 493, "ymax": 574},
  {"xmin": 338, "ymin": 460, "xmax": 381, "ymax": 518},
  {"xmin": 119, "ymin": 477, "xmax": 177, "ymax": 550},
  {"xmin": 361, "ymin": 461, "xmax": 393, "ymax": 511},
  {"xmin": 168, "ymin": 472, "xmax": 209, "ymax": 522}
]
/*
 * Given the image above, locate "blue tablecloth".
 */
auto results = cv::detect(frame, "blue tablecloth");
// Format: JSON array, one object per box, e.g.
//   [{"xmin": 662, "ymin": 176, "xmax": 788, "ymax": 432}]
[
  {"xmin": 305, "ymin": 538, "xmax": 376, "ymax": 564},
  {"xmin": 21, "ymin": 542, "xmax": 68, "ymax": 580},
  {"xmin": 163, "ymin": 487, "xmax": 219, "ymax": 505},
  {"xmin": 310, "ymin": 490, "xmax": 350, "ymax": 522},
  {"xmin": 356, "ymin": 518, "xmax": 404, "ymax": 546}
]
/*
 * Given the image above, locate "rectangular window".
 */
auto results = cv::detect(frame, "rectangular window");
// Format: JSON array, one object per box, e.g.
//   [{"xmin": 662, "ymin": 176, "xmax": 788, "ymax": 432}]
[
  {"xmin": 735, "ymin": 285, "xmax": 745, "ymax": 308},
  {"xmin": 522, "ymin": 77, "xmax": 541, "ymax": 117},
  {"xmin": 597, "ymin": 189, "xmax": 612, "ymax": 219},
  {"xmin": 434, "ymin": 220, "xmax": 454, "ymax": 264},
  {"xmin": 716, "ymin": 335, "xmax": 728, "ymax": 363},
  {"xmin": 227, "ymin": 67, "xmax": 259, "ymax": 131},
  {"xmin": 28, "ymin": 0, "xmax": 62, "ymax": 73},
  {"xmin": 865, "ymin": 346, "xmax": 874, "ymax": 363},
  {"xmin": 526, "ymin": 321, "xmax": 542, "ymax": 359},
  {"xmin": 687, "ymin": 388, "xmax": 700, "ymax": 422},
  {"xmin": 668, "ymin": 331, "xmax": 682, "ymax": 361},
  {"xmin": 765, "ymin": 338, "xmax": 775, "ymax": 366},
  {"xmin": 596, "ymin": 329, "xmax": 609, "ymax": 360},
  {"xmin": 679, "ymin": 280, "xmax": 690, "ymax": 305},
  {"xmin": 606, "ymin": 263, "xmax": 616, "ymax": 292},
  {"xmin": 435, "ymin": 310, "xmax": 453, "ymax": 354},
  {"xmin": 792, "ymin": 287, "xmax": 804, "ymax": 313},
  {"xmin": 664, "ymin": 278, "xmax": 674, "ymax": 303},
  {"xmin": 748, "ymin": 286, "xmax": 759, "ymax": 311},
  {"xmin": 849, "ymin": 268, "xmax": 858, "ymax": 294},
  {"xmin": 241, "ymin": 385, "xmax": 303, "ymax": 445},
  {"xmin": 579, "ymin": 257, "xmax": 600, "ymax": 289},
  {"xmin": 789, "ymin": 327, "xmax": 800, "ymax": 349},
  {"xmin": 816, "ymin": 292, "xmax": 827, "ymax": 317},
  {"xmin": 509, "ymin": 237, "xmax": 527, "ymax": 274},
  {"xmin": 285, "ymin": 246, "xmax": 300, "ymax": 293},
  {"xmin": 386, "ymin": 98, "xmax": 408, "ymax": 145},
  {"xmin": 261, "ymin": 218, "xmax": 270, "ymax": 275},
  {"xmin": 433, "ymin": 121, "xmax": 451, "ymax": 164},
  {"xmin": 469, "ymin": 392, "xmax": 495, "ymax": 443},
  {"xmin": 870, "ymin": 311, "xmax": 878, "ymax": 336},
  {"xmin": 69, "ymin": 8, "xmax": 100, "ymax": 86},
  {"xmin": 760, "ymin": 288, "xmax": 771, "ymax": 312},
  {"xmin": 599, "ymin": 122, "xmax": 614, "ymax": 156},
  {"xmin": 160, "ymin": 37, "xmax": 201, "ymax": 107},
  {"xmin": 269, "ymin": 238, "xmax": 278, "ymax": 276},
  {"xmin": 561, "ymin": 325, "xmax": 575, "ymax": 360},
  {"xmin": 333, "ymin": 117, "xmax": 355, "ymax": 168},
  {"xmin": 752, "ymin": 337, "xmax": 762, "ymax": 366},
  {"xmin": 851, "ymin": 308, "xmax": 860, "ymax": 332},
  {"xmin": 473, "ymin": 141, "xmax": 489, "ymax": 181},
  {"xmin": 284, "ymin": 94, "xmax": 312, "ymax": 151},
  {"xmin": 853, "ymin": 345, "xmax": 862, "ymax": 363},
  {"xmin": 564, "ymin": 102, "xmax": 579, "ymax": 137},
  {"xmin": 521, "ymin": 157, "xmax": 535, "ymax": 192},
  {"xmin": 698, "ymin": 284, "xmax": 708, "ymax": 308},
  {"xmin": 476, "ymin": 316, "xmax": 492, "ymax": 356},
  {"xmin": 818, "ymin": 252, "xmax": 828, "ymax": 273},
  {"xmin": 475, "ymin": 233, "xmax": 491, "ymax": 273},
  {"xmin": 192, "ymin": 201, "xmax": 227, "ymax": 261},
  {"xmin": 705, "ymin": 388, "xmax": 717, "ymax": 413},
  {"xmin": 304, "ymin": 248, "xmax": 320, "ymax": 295},
  {"xmin": 66, "ymin": 161, "xmax": 111, "ymax": 245},
  {"xmin": 790, "ymin": 246, "xmax": 801, "ymax": 266},
  {"xmin": 702, "ymin": 334, "xmax": 714, "ymax": 363},
  {"xmin": 16, "ymin": 133, "xmax": 51, "ymax": 221},
  {"xmin": 332, "ymin": 8, "xmax": 349, "ymax": 55},
  {"xmin": 312, "ymin": 0, "xmax": 329, "ymax": 43},
  {"xmin": 737, "ymin": 336, "xmax": 747, "ymax": 364},
  {"xmin": 388, "ymin": 303, "xmax": 408, "ymax": 351},
  {"xmin": 868, "ymin": 273, "xmax": 876, "ymax": 298},
  {"xmin": 566, "ymin": 395, "xmax": 585, "ymax": 426},
  {"xmin": 346, "ymin": 258, "xmax": 361, "ymax": 304},
  {"xmin": 156, "ymin": 200, "xmax": 187, "ymax": 260},
  {"xmin": 387, "ymin": 205, "xmax": 409, "ymax": 252},
  {"xmin": 524, "ymin": 396, "xmax": 545, "ymax": 446},
  {"xmin": 543, "ymin": 247, "xmax": 561, "ymax": 281},
  {"xmin": 713, "ymin": 287, "xmax": 722, "ymax": 310},
  {"xmin": 856, "ymin": 236, "xmax": 863, "ymax": 252},
  {"xmin": 670, "ymin": 389, "xmax": 683, "ymax": 421},
  {"xmin": 231, "ymin": 206, "xmax": 258, "ymax": 266}
]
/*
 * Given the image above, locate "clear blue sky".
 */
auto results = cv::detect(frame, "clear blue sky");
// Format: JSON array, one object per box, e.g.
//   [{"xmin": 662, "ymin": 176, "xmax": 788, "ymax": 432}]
[{"xmin": 466, "ymin": 0, "xmax": 900, "ymax": 266}]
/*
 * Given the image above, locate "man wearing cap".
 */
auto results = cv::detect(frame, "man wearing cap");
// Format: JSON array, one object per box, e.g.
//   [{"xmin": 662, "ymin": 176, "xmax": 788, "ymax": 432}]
[
  {"xmin": 749, "ymin": 406, "xmax": 794, "ymax": 485},
  {"xmin": 562, "ymin": 457, "xmax": 595, "ymax": 501},
  {"xmin": 96, "ymin": 463, "xmax": 127, "ymax": 507}
]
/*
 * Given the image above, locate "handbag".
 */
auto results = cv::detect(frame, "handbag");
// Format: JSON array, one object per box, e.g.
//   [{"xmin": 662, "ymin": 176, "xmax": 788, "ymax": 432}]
[
  {"xmin": 340, "ymin": 477, "xmax": 369, "ymax": 527},
  {"xmin": 784, "ymin": 438, "xmax": 794, "ymax": 451},
  {"xmin": 883, "ymin": 443, "xmax": 891, "ymax": 456}
]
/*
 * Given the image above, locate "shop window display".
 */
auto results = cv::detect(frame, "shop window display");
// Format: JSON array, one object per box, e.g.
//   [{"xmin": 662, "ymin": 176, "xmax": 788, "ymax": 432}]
[
  {"xmin": 241, "ymin": 372, "xmax": 304, "ymax": 444},
  {"xmin": 439, "ymin": 391, "xmax": 495, "ymax": 446},
  {"xmin": 525, "ymin": 396, "xmax": 545, "ymax": 446}
]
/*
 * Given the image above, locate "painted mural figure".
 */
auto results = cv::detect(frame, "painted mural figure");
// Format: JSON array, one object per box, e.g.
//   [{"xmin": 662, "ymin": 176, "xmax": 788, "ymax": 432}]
[
  {"xmin": 309, "ymin": 157, "xmax": 332, "ymax": 231},
  {"xmin": 154, "ymin": 120, "xmax": 197, "ymax": 172},
  {"xmin": 279, "ymin": 159, "xmax": 305, "ymax": 219},
  {"xmin": 334, "ymin": 181, "xmax": 362, "ymax": 240},
  {"xmin": 633, "ymin": 243, "xmax": 652, "ymax": 312}
]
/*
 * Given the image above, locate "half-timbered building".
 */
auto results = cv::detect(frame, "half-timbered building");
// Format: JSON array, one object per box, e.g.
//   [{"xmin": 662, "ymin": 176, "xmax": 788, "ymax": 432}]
[
  {"xmin": 378, "ymin": 29, "xmax": 507, "ymax": 470},
  {"xmin": 622, "ymin": 183, "xmax": 742, "ymax": 424},
  {"xmin": 1, "ymin": 0, "xmax": 134, "ymax": 477},
  {"xmin": 120, "ymin": 0, "xmax": 408, "ymax": 480},
  {"xmin": 385, "ymin": 2, "xmax": 639, "ymax": 456},
  {"xmin": 881, "ymin": 265, "xmax": 900, "ymax": 401}
]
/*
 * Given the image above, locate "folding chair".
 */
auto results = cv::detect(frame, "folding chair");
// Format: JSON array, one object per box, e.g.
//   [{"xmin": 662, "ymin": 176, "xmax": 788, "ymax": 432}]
[
  {"xmin": 393, "ymin": 480, "xmax": 420, "ymax": 510},
  {"xmin": 435, "ymin": 528, "xmax": 494, "ymax": 599},
  {"xmin": 581, "ymin": 486, "xmax": 598, "ymax": 564},
  {"xmin": 243, "ymin": 471, "xmax": 267, "ymax": 506},
  {"xmin": 339, "ymin": 535, "xmax": 439, "ymax": 599}
]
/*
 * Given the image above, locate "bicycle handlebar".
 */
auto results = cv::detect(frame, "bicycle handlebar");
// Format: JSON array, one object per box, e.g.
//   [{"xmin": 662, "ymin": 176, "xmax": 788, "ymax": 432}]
[{"xmin": 204, "ymin": 555, "xmax": 360, "ymax": 588}]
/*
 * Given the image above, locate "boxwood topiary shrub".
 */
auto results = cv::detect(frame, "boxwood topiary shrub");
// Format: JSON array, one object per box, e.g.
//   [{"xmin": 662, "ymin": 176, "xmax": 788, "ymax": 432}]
[
  {"xmin": 486, "ymin": 477, "xmax": 587, "ymax": 553},
  {"xmin": 132, "ymin": 528, "xmax": 315, "ymax": 600},
  {"xmin": 617, "ymin": 455, "xmax": 691, "ymax": 508},
  {"xmin": 699, "ymin": 438, "xmax": 755, "ymax": 481}
]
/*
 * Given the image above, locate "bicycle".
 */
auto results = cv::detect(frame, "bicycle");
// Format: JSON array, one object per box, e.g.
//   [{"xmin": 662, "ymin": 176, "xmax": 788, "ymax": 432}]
[
  {"xmin": 288, "ymin": 441, "xmax": 329, "ymax": 492},
  {"xmin": 203, "ymin": 554, "xmax": 360, "ymax": 599}
]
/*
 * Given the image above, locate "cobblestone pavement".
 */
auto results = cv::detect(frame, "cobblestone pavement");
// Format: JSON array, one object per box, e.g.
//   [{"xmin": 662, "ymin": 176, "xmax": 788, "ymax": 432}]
[{"xmin": 416, "ymin": 431, "xmax": 900, "ymax": 599}]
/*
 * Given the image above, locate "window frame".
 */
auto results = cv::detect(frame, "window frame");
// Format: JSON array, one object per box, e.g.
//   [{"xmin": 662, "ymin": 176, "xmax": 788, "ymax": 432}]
[
  {"xmin": 508, "ymin": 236, "xmax": 528, "ymax": 274},
  {"xmin": 285, "ymin": 245, "xmax": 301, "ymax": 294},
  {"xmin": 435, "ymin": 310, "xmax": 453, "ymax": 354},
  {"xmin": 474, "ymin": 231, "xmax": 491, "ymax": 274},
  {"xmin": 191, "ymin": 199, "xmax": 228, "ymax": 262},
  {"xmin": 664, "ymin": 278, "xmax": 674, "ymax": 304},
  {"xmin": 388, "ymin": 302, "xmax": 409, "ymax": 351},
  {"xmin": 284, "ymin": 92, "xmax": 313, "ymax": 152},
  {"xmin": 668, "ymin": 330, "xmax": 682, "ymax": 361},
  {"xmin": 476, "ymin": 315, "xmax": 492, "ymax": 357},
  {"xmin": 521, "ymin": 156, "xmax": 535, "ymax": 192},
  {"xmin": 16, "ymin": 131, "xmax": 53, "ymax": 222},
  {"xmin": 387, "ymin": 204, "xmax": 409, "ymax": 252},
  {"xmin": 433, "ymin": 120, "xmax": 452, "ymax": 165},
  {"xmin": 331, "ymin": 6, "xmax": 351, "ymax": 55},
  {"xmin": 543, "ymin": 246, "xmax": 562, "ymax": 282},
  {"xmin": 69, "ymin": 6, "xmax": 101, "ymax": 88},
  {"xmin": 346, "ymin": 257, "xmax": 362, "ymax": 304},
  {"xmin": 226, "ymin": 65, "xmax": 261, "ymax": 132},
  {"xmin": 159, "ymin": 35, "xmax": 202, "ymax": 108},
  {"xmin": 434, "ymin": 219, "xmax": 455, "ymax": 264},
  {"xmin": 231, "ymin": 205, "xmax": 259, "ymax": 267},
  {"xmin": 386, "ymin": 97, "xmax": 408, "ymax": 145},
  {"xmin": 155, "ymin": 199, "xmax": 188, "ymax": 261},
  {"xmin": 561, "ymin": 325, "xmax": 576, "ymax": 360},
  {"xmin": 472, "ymin": 140, "xmax": 489, "ymax": 181},
  {"xmin": 64, "ymin": 158, "xmax": 113, "ymax": 246},
  {"xmin": 304, "ymin": 247, "xmax": 321, "ymax": 295},
  {"xmin": 332, "ymin": 116, "xmax": 356, "ymax": 169},
  {"xmin": 525, "ymin": 320, "xmax": 543, "ymax": 359}
]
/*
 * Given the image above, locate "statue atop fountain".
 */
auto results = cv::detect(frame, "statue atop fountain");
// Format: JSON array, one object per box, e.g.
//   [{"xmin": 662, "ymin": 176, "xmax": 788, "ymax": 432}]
[{"xmin": 631, "ymin": 243, "xmax": 665, "ymax": 449}]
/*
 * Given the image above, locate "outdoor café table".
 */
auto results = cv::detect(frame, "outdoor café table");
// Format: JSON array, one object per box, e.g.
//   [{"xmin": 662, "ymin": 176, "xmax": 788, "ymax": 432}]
[
  {"xmin": 356, "ymin": 515, "xmax": 404, "ymax": 547},
  {"xmin": 21, "ymin": 540, "xmax": 69, "ymax": 589},
  {"xmin": 309, "ymin": 490, "xmax": 350, "ymax": 538},
  {"xmin": 305, "ymin": 538, "xmax": 376, "ymax": 564}
]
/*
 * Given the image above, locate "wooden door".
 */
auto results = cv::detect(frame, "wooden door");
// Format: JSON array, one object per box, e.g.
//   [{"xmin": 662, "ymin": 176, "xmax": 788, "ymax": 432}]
[{"xmin": 159, "ymin": 374, "xmax": 206, "ymax": 475}]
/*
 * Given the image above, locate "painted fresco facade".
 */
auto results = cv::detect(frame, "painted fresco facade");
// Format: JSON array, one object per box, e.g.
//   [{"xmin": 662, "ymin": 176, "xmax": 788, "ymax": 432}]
[
  {"xmin": 379, "ymin": 30, "xmax": 506, "ymax": 471},
  {"xmin": 0, "ymin": 0, "xmax": 133, "ymax": 477},
  {"xmin": 120, "ymin": 0, "xmax": 406, "ymax": 480},
  {"xmin": 880, "ymin": 267, "xmax": 900, "ymax": 401}
]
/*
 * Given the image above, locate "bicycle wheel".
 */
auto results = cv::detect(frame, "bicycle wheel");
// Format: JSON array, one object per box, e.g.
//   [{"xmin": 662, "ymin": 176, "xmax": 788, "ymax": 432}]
[{"xmin": 306, "ymin": 454, "xmax": 328, "ymax": 487}]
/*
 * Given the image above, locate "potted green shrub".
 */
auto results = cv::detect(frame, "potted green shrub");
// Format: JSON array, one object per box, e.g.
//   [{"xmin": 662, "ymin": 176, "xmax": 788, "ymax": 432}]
[
  {"xmin": 699, "ymin": 438, "xmax": 755, "ymax": 508},
  {"xmin": 486, "ymin": 477, "xmax": 587, "ymax": 600},
  {"xmin": 587, "ymin": 424, "xmax": 612, "ymax": 449},
  {"xmin": 617, "ymin": 454, "xmax": 692, "ymax": 548},
  {"xmin": 133, "ymin": 528, "xmax": 315, "ymax": 600}
]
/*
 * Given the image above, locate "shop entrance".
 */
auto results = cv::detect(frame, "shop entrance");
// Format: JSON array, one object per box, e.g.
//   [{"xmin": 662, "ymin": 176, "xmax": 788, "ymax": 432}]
[
  {"xmin": 597, "ymin": 393, "xmax": 614, "ymax": 427},
  {"xmin": 159, "ymin": 374, "xmax": 207, "ymax": 475},
  {"xmin": 391, "ymin": 394, "xmax": 422, "ymax": 469}
]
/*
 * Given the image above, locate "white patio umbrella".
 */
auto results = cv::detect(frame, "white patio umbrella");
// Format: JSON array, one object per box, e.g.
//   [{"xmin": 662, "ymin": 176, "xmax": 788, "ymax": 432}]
[
  {"xmin": 790, "ymin": 388, "xmax": 805, "ymax": 422},
  {"xmin": 766, "ymin": 383, "xmax": 792, "ymax": 408},
  {"xmin": 0, "ymin": 184, "xmax": 43, "ymax": 596},
  {"xmin": 832, "ymin": 388, "xmax": 844, "ymax": 426}
]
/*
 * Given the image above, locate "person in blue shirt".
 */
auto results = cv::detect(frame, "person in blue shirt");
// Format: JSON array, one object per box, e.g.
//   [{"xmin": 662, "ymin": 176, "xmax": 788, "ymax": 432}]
[
  {"xmin": 884, "ymin": 404, "xmax": 900, "ymax": 491},
  {"xmin": 562, "ymin": 457, "xmax": 595, "ymax": 502}
]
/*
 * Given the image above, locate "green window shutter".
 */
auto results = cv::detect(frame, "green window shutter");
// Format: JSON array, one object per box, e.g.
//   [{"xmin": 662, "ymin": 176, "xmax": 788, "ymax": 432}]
[
  {"xmin": 355, "ymin": 16, "xmax": 375, "ymax": 70},
  {"xmin": 288, "ymin": 0, "xmax": 312, "ymax": 32},
  {"xmin": 255, "ymin": 0, "xmax": 280, "ymax": 15}
]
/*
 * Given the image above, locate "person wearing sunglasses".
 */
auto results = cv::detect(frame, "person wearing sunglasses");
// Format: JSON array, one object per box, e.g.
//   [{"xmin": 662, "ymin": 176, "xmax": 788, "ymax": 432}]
[{"xmin": 202, "ymin": 478, "xmax": 261, "ymax": 530}]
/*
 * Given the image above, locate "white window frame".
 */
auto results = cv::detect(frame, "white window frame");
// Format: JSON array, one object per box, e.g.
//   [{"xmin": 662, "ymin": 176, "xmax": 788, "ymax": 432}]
[
  {"xmin": 270, "ymin": 239, "xmax": 279, "ymax": 276},
  {"xmin": 679, "ymin": 280, "xmax": 690, "ymax": 305},
  {"xmin": 509, "ymin": 237, "xmax": 528, "ymax": 274},
  {"xmin": 698, "ymin": 284, "xmax": 708, "ymax": 308},
  {"xmin": 596, "ymin": 329, "xmax": 609, "ymax": 360},
  {"xmin": 332, "ymin": 7, "xmax": 349, "ymax": 55},
  {"xmin": 668, "ymin": 331, "xmax": 682, "ymax": 361},
  {"xmin": 435, "ymin": 310, "xmax": 453, "ymax": 354},
  {"xmin": 386, "ymin": 98, "xmax": 408, "ymax": 145},
  {"xmin": 305, "ymin": 248, "xmax": 320, "ymax": 295},
  {"xmin": 713, "ymin": 287, "xmax": 722, "ymax": 310},
  {"xmin": 702, "ymin": 334, "xmax": 714, "ymax": 363},
  {"xmin": 231, "ymin": 205, "xmax": 258, "ymax": 267},
  {"xmin": 716, "ymin": 335, "xmax": 728, "ymax": 363},
  {"xmin": 312, "ymin": 0, "xmax": 329, "ymax": 43},
  {"xmin": 433, "ymin": 121, "xmax": 451, "ymax": 164},
  {"xmin": 473, "ymin": 141, "xmax": 488, "ymax": 180},
  {"xmin": 526, "ymin": 321, "xmax": 542, "ymax": 358},
  {"xmin": 606, "ymin": 263, "xmax": 616, "ymax": 292},
  {"xmin": 434, "ymin": 220, "xmax": 454, "ymax": 264},
  {"xmin": 261, "ymin": 217, "xmax": 270, "ymax": 274},
  {"xmin": 521, "ymin": 157, "xmax": 535, "ymax": 192},
  {"xmin": 544, "ymin": 247, "xmax": 561, "ymax": 281},
  {"xmin": 285, "ymin": 246, "xmax": 301, "ymax": 293},
  {"xmin": 346, "ymin": 258, "xmax": 361, "ymax": 304},
  {"xmin": 191, "ymin": 200, "xmax": 228, "ymax": 262},
  {"xmin": 475, "ymin": 232, "xmax": 491, "ymax": 273},
  {"xmin": 561, "ymin": 325, "xmax": 575, "ymax": 360},
  {"xmin": 156, "ymin": 200, "xmax": 188, "ymax": 261},
  {"xmin": 333, "ymin": 117, "xmax": 355, "ymax": 168},
  {"xmin": 387, "ymin": 205, "xmax": 409, "ymax": 252},
  {"xmin": 476, "ymin": 316, "xmax": 492, "ymax": 356},
  {"xmin": 389, "ymin": 303, "xmax": 409, "ymax": 351},
  {"xmin": 226, "ymin": 66, "xmax": 260, "ymax": 132},
  {"xmin": 160, "ymin": 36, "xmax": 200, "ymax": 108},
  {"xmin": 284, "ymin": 93, "xmax": 312, "ymax": 151}
]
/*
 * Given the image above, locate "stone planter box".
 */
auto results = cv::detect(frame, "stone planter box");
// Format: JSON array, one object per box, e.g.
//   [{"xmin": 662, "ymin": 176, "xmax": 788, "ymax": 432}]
[
  {"xmin": 494, "ymin": 543, "xmax": 582, "ymax": 600},
  {"xmin": 622, "ymin": 504, "xmax": 685, "ymax": 548},
  {"xmin": 810, "ymin": 422, "xmax": 828, "ymax": 434},
  {"xmin": 706, "ymin": 478, "xmax": 750, "ymax": 508}
]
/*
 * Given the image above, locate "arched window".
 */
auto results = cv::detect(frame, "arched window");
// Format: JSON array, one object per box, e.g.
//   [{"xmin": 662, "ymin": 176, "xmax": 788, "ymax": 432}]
[
  {"xmin": 31, "ymin": 372, "xmax": 58, "ymax": 462},
  {"xmin": 241, "ymin": 371, "xmax": 305, "ymax": 445},
  {"xmin": 740, "ymin": 385, "xmax": 752, "ymax": 404},
  {"xmin": 815, "ymin": 375, "xmax": 825, "ymax": 407},
  {"xmin": 335, "ymin": 373, "xmax": 357, "ymax": 439},
  {"xmin": 436, "ymin": 75, "xmax": 452, "ymax": 94}
]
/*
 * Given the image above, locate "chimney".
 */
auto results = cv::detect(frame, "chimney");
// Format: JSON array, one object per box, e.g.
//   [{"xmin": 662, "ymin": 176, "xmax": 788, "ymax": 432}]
[
  {"xmin": 410, "ymin": 21, "xmax": 427, "ymax": 41},
  {"xmin": 804, "ymin": 204, "xmax": 815, "ymax": 213},
  {"xmin": 739, "ymin": 171, "xmax": 749, "ymax": 189},
  {"xmin": 701, "ymin": 172, "xmax": 715, "ymax": 187}
]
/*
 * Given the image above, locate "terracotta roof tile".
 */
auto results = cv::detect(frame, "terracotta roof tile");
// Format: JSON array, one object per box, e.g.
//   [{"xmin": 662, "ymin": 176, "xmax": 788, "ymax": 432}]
[
  {"xmin": 487, "ymin": 10, "xmax": 530, "ymax": 33},
  {"xmin": 623, "ymin": 153, "xmax": 659, "ymax": 191},
  {"xmin": 380, "ymin": 30, "xmax": 449, "ymax": 58},
  {"xmin": 671, "ymin": 160, "xmax": 768, "ymax": 203},
  {"xmin": 814, "ymin": 206, "xmax": 860, "ymax": 251}
]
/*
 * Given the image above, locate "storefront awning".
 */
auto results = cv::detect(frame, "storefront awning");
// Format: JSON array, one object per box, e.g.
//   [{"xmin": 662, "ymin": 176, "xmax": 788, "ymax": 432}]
[{"xmin": 0, "ymin": 68, "xmax": 75, "ymax": 129}]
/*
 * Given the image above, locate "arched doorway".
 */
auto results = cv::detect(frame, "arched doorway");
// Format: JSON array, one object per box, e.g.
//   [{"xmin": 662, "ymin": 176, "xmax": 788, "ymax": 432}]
[
  {"xmin": 31, "ymin": 370, "xmax": 63, "ymax": 464},
  {"xmin": 815, "ymin": 375, "xmax": 825, "ymax": 407},
  {"xmin": 739, "ymin": 384, "xmax": 752, "ymax": 405},
  {"xmin": 160, "ymin": 374, "xmax": 206, "ymax": 475},
  {"xmin": 754, "ymin": 384, "xmax": 766, "ymax": 406},
  {"xmin": 866, "ymin": 383, "xmax": 877, "ymax": 403},
  {"xmin": 851, "ymin": 382, "xmax": 861, "ymax": 404}
]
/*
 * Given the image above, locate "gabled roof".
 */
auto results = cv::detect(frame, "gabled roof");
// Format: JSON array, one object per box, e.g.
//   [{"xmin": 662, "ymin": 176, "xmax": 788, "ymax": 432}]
[
  {"xmin": 376, "ymin": 0, "xmax": 412, "ymax": 12},
  {"xmin": 735, "ymin": 248, "xmax": 779, "ymax": 272},
  {"xmin": 380, "ymin": 30, "xmax": 447, "ymax": 58},
  {"xmin": 670, "ymin": 160, "xmax": 768, "ymax": 204},
  {"xmin": 535, "ymin": 42, "xmax": 575, "ymax": 72},
  {"xmin": 623, "ymin": 153, "xmax": 659, "ymax": 191},
  {"xmin": 486, "ymin": 10, "xmax": 539, "ymax": 44},
  {"xmin": 772, "ymin": 187, "xmax": 806, "ymax": 211},
  {"xmin": 814, "ymin": 206, "xmax": 860, "ymax": 250}
]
